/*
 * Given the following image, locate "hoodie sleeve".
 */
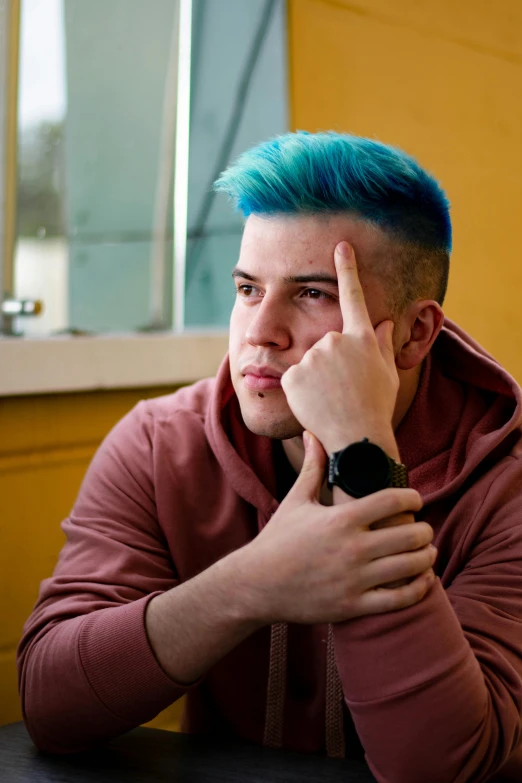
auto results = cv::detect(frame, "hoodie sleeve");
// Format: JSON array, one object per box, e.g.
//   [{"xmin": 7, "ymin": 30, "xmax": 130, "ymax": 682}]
[
  {"xmin": 17, "ymin": 401, "xmax": 197, "ymax": 754},
  {"xmin": 333, "ymin": 456, "xmax": 522, "ymax": 783}
]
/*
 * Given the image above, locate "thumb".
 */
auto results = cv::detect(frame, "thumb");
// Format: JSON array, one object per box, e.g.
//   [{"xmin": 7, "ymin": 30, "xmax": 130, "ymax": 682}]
[
  {"xmin": 375, "ymin": 319, "xmax": 396, "ymax": 369},
  {"xmin": 289, "ymin": 431, "xmax": 327, "ymax": 504}
]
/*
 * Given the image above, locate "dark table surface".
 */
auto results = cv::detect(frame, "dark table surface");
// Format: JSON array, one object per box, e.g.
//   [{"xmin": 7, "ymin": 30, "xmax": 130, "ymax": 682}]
[{"xmin": 0, "ymin": 722, "xmax": 377, "ymax": 782}]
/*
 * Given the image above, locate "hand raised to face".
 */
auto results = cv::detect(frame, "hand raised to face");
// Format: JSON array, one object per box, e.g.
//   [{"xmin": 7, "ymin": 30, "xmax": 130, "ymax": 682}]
[{"xmin": 281, "ymin": 241, "xmax": 400, "ymax": 457}]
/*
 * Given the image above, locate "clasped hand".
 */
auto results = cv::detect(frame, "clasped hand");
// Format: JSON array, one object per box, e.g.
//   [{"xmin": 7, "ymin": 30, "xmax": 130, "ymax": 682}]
[{"xmin": 241, "ymin": 431, "xmax": 436, "ymax": 625}]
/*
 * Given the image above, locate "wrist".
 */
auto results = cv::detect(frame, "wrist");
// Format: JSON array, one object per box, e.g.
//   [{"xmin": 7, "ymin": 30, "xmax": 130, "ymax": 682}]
[
  {"xmin": 323, "ymin": 427, "xmax": 400, "ymax": 462},
  {"xmin": 328, "ymin": 434, "xmax": 406, "ymax": 501},
  {"xmin": 216, "ymin": 546, "xmax": 270, "ymax": 629}
]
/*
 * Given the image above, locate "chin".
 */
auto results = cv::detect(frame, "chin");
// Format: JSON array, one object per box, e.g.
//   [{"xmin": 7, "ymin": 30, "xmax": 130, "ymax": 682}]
[
  {"xmin": 231, "ymin": 372, "xmax": 303, "ymax": 440},
  {"xmin": 239, "ymin": 401, "xmax": 303, "ymax": 441}
]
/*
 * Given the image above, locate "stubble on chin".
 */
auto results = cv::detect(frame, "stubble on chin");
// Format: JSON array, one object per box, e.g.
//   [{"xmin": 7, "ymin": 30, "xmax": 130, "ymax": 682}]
[
  {"xmin": 239, "ymin": 400, "xmax": 303, "ymax": 441},
  {"xmin": 230, "ymin": 369, "xmax": 302, "ymax": 440},
  {"xmin": 244, "ymin": 417, "xmax": 303, "ymax": 441}
]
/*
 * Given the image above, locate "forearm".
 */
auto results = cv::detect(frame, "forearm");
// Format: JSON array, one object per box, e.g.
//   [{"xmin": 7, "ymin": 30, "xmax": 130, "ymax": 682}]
[
  {"xmin": 19, "ymin": 549, "xmax": 263, "ymax": 754},
  {"xmin": 145, "ymin": 547, "xmax": 265, "ymax": 684},
  {"xmin": 19, "ymin": 596, "xmax": 186, "ymax": 753},
  {"xmin": 334, "ymin": 581, "xmax": 506, "ymax": 783}
]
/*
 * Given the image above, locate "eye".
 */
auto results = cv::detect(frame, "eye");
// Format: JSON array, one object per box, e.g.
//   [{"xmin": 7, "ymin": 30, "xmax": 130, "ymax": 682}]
[
  {"xmin": 301, "ymin": 288, "xmax": 333, "ymax": 300},
  {"xmin": 236, "ymin": 284, "xmax": 258, "ymax": 297}
]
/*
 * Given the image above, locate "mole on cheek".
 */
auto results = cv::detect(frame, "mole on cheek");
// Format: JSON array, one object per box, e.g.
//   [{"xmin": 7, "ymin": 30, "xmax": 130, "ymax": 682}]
[{"xmin": 258, "ymin": 393, "xmax": 264, "ymax": 398}]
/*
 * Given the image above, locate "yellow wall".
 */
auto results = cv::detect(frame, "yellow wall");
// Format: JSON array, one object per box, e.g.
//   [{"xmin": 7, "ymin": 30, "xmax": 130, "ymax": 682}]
[
  {"xmin": 289, "ymin": 0, "xmax": 522, "ymax": 382},
  {"xmin": 0, "ymin": 388, "xmax": 183, "ymax": 730}
]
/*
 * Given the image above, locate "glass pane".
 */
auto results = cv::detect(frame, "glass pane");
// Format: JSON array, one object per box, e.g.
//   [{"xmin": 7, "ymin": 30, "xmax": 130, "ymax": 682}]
[
  {"xmin": 15, "ymin": 0, "xmax": 178, "ymax": 335},
  {"xmin": 184, "ymin": 0, "xmax": 288, "ymax": 328},
  {"xmin": 14, "ymin": 0, "xmax": 288, "ymax": 335},
  {"xmin": 64, "ymin": 0, "xmax": 177, "ymax": 333}
]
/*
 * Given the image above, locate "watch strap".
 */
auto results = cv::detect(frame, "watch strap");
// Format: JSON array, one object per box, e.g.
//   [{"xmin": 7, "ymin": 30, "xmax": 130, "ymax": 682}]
[
  {"xmin": 327, "ymin": 458, "xmax": 336, "ymax": 490},
  {"xmin": 389, "ymin": 459, "xmax": 408, "ymax": 488}
]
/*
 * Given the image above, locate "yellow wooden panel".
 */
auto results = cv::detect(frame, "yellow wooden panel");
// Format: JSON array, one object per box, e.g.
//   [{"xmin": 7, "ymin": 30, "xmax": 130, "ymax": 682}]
[
  {"xmin": 0, "ymin": 386, "xmax": 178, "ymax": 456},
  {"xmin": 0, "ymin": 458, "xmax": 91, "ymax": 649},
  {"xmin": 289, "ymin": 0, "xmax": 522, "ymax": 382},
  {"xmin": 144, "ymin": 699, "xmax": 185, "ymax": 733},
  {"xmin": 312, "ymin": 0, "xmax": 522, "ymax": 59},
  {"xmin": 0, "ymin": 385, "xmax": 182, "ymax": 727},
  {"xmin": 0, "ymin": 650, "xmax": 22, "ymax": 726}
]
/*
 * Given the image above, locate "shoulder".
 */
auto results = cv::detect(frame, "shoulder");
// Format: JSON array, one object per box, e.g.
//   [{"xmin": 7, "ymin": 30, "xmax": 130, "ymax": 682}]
[
  {"xmin": 480, "ymin": 447, "xmax": 522, "ymax": 512},
  {"xmin": 450, "ymin": 450, "xmax": 522, "ymax": 550},
  {"xmin": 117, "ymin": 377, "xmax": 216, "ymax": 438},
  {"xmin": 92, "ymin": 378, "xmax": 218, "ymax": 472},
  {"xmin": 139, "ymin": 377, "xmax": 216, "ymax": 426}
]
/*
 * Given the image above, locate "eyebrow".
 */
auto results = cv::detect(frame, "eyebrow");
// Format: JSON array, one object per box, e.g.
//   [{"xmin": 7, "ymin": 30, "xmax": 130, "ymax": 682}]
[{"xmin": 231, "ymin": 267, "xmax": 339, "ymax": 287}]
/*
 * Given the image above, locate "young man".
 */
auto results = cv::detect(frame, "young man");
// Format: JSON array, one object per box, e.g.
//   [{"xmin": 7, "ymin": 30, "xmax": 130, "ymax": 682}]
[{"xmin": 18, "ymin": 133, "xmax": 522, "ymax": 783}]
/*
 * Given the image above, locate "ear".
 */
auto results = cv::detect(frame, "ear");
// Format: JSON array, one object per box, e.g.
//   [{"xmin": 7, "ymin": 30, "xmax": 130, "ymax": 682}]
[{"xmin": 395, "ymin": 300, "xmax": 445, "ymax": 371}]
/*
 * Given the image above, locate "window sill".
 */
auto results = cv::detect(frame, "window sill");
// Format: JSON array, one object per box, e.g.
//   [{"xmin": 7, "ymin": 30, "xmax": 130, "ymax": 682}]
[{"xmin": 0, "ymin": 331, "xmax": 229, "ymax": 396}]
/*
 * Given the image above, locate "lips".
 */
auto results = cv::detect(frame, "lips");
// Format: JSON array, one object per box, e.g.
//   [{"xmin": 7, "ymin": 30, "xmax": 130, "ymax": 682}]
[{"xmin": 242, "ymin": 364, "xmax": 283, "ymax": 392}]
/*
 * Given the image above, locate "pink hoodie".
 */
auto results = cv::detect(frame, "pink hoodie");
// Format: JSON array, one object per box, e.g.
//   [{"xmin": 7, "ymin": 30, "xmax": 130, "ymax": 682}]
[{"xmin": 18, "ymin": 319, "xmax": 522, "ymax": 783}]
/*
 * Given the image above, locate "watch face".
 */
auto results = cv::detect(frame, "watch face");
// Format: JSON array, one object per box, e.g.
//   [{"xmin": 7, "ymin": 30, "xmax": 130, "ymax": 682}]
[{"xmin": 336, "ymin": 440, "xmax": 391, "ymax": 497}]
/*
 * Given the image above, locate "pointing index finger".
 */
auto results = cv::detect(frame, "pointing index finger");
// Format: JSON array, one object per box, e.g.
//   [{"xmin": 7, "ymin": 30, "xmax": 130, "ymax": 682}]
[{"xmin": 335, "ymin": 241, "xmax": 373, "ymax": 335}]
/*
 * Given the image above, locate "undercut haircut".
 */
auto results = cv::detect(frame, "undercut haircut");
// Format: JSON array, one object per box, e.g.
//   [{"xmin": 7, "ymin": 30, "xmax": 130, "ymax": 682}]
[{"xmin": 214, "ymin": 131, "xmax": 451, "ymax": 310}]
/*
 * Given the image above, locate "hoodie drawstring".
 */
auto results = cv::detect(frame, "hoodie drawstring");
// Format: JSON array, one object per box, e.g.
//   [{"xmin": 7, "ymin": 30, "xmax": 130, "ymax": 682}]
[
  {"xmin": 263, "ymin": 622, "xmax": 288, "ymax": 748},
  {"xmin": 325, "ymin": 623, "xmax": 346, "ymax": 758},
  {"xmin": 263, "ymin": 622, "xmax": 345, "ymax": 757}
]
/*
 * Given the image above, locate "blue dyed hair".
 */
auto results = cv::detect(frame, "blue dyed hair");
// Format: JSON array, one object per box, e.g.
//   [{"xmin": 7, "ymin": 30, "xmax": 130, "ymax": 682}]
[{"xmin": 215, "ymin": 131, "xmax": 451, "ymax": 305}]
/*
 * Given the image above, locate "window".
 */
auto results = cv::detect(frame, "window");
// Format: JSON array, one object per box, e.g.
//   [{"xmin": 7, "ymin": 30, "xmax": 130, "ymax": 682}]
[{"xmin": 5, "ymin": 0, "xmax": 289, "ymax": 339}]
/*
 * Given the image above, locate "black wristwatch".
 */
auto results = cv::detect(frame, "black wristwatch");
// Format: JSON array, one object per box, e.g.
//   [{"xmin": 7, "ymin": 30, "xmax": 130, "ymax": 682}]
[{"xmin": 328, "ymin": 438, "xmax": 408, "ymax": 498}]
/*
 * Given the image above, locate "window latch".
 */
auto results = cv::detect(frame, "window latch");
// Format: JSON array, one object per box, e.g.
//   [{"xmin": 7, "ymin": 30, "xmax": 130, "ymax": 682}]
[{"xmin": 1, "ymin": 299, "xmax": 44, "ymax": 336}]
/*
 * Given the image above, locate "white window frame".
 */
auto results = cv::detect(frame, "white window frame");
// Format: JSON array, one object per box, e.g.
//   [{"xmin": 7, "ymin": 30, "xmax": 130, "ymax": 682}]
[{"xmin": 0, "ymin": 331, "xmax": 229, "ymax": 395}]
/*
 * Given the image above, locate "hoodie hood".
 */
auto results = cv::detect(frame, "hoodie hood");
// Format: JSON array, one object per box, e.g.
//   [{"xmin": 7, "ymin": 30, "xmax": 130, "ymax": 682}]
[
  {"xmin": 205, "ymin": 361, "xmax": 279, "ymax": 523},
  {"xmin": 206, "ymin": 317, "xmax": 522, "ymax": 513},
  {"xmin": 397, "ymin": 318, "xmax": 522, "ymax": 504}
]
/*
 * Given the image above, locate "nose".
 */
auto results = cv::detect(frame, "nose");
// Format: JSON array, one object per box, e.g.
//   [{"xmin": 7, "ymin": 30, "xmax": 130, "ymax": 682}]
[{"xmin": 245, "ymin": 294, "xmax": 291, "ymax": 350}]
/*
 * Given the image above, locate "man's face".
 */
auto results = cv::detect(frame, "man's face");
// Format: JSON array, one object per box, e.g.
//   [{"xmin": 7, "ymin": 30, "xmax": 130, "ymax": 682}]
[{"xmin": 229, "ymin": 213, "xmax": 394, "ymax": 439}]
